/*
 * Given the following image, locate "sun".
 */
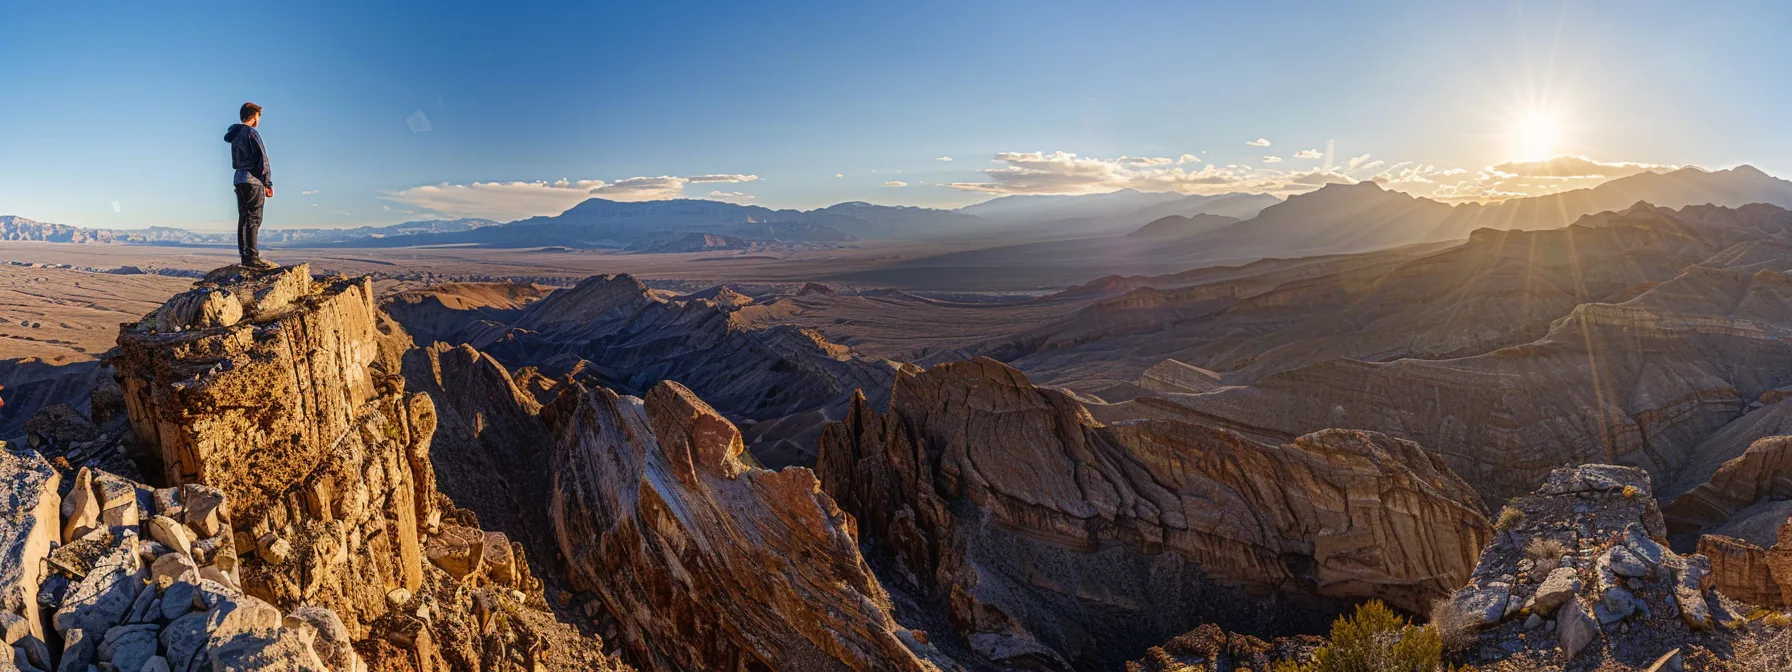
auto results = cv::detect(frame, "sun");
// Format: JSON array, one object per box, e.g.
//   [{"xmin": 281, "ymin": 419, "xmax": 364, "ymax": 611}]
[{"xmin": 1511, "ymin": 111, "xmax": 1562, "ymax": 161}]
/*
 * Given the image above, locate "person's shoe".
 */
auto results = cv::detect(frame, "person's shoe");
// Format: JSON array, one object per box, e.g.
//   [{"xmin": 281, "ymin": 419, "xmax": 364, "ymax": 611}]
[{"xmin": 245, "ymin": 258, "xmax": 279, "ymax": 270}]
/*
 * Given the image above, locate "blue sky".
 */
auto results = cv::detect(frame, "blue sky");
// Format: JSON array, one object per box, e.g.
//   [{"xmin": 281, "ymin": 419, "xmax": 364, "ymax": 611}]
[{"xmin": 2, "ymin": 0, "xmax": 1789, "ymax": 230}]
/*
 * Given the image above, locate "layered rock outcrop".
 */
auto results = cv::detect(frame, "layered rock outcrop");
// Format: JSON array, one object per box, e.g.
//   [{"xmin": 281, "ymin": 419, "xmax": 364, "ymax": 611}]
[
  {"xmin": 1445, "ymin": 465, "xmax": 1744, "ymax": 670},
  {"xmin": 0, "ymin": 453, "xmax": 360, "ymax": 672},
  {"xmin": 401, "ymin": 343, "xmax": 558, "ymax": 565},
  {"xmin": 109, "ymin": 265, "xmax": 626, "ymax": 671},
  {"xmin": 114, "ymin": 265, "xmax": 433, "ymax": 633},
  {"xmin": 1697, "ymin": 533, "xmax": 1785, "ymax": 608},
  {"xmin": 545, "ymin": 379, "xmax": 949, "ymax": 671},
  {"xmin": 1665, "ymin": 435, "xmax": 1792, "ymax": 535},
  {"xmin": 816, "ymin": 357, "xmax": 1489, "ymax": 669}
]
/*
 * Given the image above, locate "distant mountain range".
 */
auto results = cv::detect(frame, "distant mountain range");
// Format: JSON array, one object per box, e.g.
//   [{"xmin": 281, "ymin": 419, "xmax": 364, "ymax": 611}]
[
  {"xmin": 6, "ymin": 165, "xmax": 1791, "ymax": 259},
  {"xmin": 0, "ymin": 215, "xmax": 499, "ymax": 246},
  {"xmin": 830, "ymin": 164, "xmax": 1792, "ymax": 289}
]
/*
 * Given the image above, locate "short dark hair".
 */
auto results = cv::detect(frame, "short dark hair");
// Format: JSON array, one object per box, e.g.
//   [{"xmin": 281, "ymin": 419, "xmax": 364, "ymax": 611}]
[{"xmin": 240, "ymin": 102, "xmax": 262, "ymax": 122}]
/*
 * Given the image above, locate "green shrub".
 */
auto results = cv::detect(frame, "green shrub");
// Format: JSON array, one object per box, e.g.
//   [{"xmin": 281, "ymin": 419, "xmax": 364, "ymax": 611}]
[{"xmin": 1282, "ymin": 601, "xmax": 1457, "ymax": 672}]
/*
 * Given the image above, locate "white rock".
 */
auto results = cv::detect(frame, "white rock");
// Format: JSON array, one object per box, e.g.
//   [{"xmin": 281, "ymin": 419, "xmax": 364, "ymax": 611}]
[
  {"xmin": 145, "ymin": 517, "xmax": 192, "ymax": 559},
  {"xmin": 150, "ymin": 553, "xmax": 196, "ymax": 589},
  {"xmin": 1557, "ymin": 600, "xmax": 1599, "ymax": 659},
  {"xmin": 257, "ymin": 533, "xmax": 292, "ymax": 566},
  {"xmin": 1529, "ymin": 566, "xmax": 1581, "ymax": 615},
  {"xmin": 62, "ymin": 469, "xmax": 101, "ymax": 544},
  {"xmin": 198, "ymin": 565, "xmax": 234, "ymax": 590},
  {"xmin": 1454, "ymin": 582, "xmax": 1511, "ymax": 625},
  {"xmin": 0, "ymin": 451, "xmax": 60, "ymax": 650}
]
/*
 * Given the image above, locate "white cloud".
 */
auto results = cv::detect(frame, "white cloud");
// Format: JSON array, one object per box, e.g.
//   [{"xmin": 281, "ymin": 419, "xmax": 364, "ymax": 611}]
[
  {"xmin": 1245, "ymin": 138, "xmax": 1271, "ymax": 147},
  {"xmin": 1178, "ymin": 154, "xmax": 1200, "ymax": 164},
  {"xmin": 706, "ymin": 190, "xmax": 756, "ymax": 203},
  {"xmin": 935, "ymin": 156, "xmax": 954, "ymax": 162},
  {"xmin": 300, "ymin": 190, "xmax": 319, "ymax": 196},
  {"xmin": 939, "ymin": 148, "xmax": 1679, "ymax": 203},
  {"xmin": 1485, "ymin": 156, "xmax": 1675, "ymax": 180},
  {"xmin": 387, "ymin": 172, "xmax": 754, "ymax": 219},
  {"xmin": 883, "ymin": 181, "xmax": 908, "ymax": 188},
  {"xmin": 406, "ymin": 110, "xmax": 432, "ymax": 133},
  {"xmin": 685, "ymin": 174, "xmax": 760, "ymax": 184},
  {"xmin": 1121, "ymin": 156, "xmax": 1174, "ymax": 166},
  {"xmin": 110, "ymin": 201, "xmax": 122, "ymax": 213},
  {"xmin": 834, "ymin": 173, "xmax": 844, "ymax": 178},
  {"xmin": 1293, "ymin": 149, "xmax": 1323, "ymax": 159},
  {"xmin": 385, "ymin": 179, "xmax": 608, "ymax": 219},
  {"xmin": 382, "ymin": 205, "xmax": 392, "ymax": 211},
  {"xmin": 944, "ymin": 150, "xmax": 1361, "ymax": 196},
  {"xmin": 592, "ymin": 176, "xmax": 689, "ymax": 200}
]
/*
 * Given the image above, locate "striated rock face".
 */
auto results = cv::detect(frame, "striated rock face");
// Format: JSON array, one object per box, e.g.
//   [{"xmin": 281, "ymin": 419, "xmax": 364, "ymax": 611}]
[
  {"xmin": 1447, "ymin": 465, "xmax": 1743, "ymax": 670},
  {"xmin": 401, "ymin": 342, "xmax": 558, "ymax": 562},
  {"xmin": 111, "ymin": 265, "xmax": 628, "ymax": 671},
  {"xmin": 114, "ymin": 265, "xmax": 433, "ymax": 633},
  {"xmin": 1697, "ymin": 534, "xmax": 1783, "ymax": 607},
  {"xmin": 1665, "ymin": 435, "xmax": 1792, "ymax": 535},
  {"xmin": 545, "ymin": 379, "xmax": 946, "ymax": 672},
  {"xmin": 816, "ymin": 357, "xmax": 1489, "ymax": 669}
]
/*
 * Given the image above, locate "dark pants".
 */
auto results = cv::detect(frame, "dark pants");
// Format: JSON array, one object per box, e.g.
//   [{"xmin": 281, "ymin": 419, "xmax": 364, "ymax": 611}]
[{"xmin": 234, "ymin": 183, "xmax": 265, "ymax": 264}]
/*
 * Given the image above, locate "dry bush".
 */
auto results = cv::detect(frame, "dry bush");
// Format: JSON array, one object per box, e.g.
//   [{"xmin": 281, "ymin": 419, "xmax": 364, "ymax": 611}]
[
  {"xmin": 1524, "ymin": 537, "xmax": 1568, "ymax": 573},
  {"xmin": 1493, "ymin": 506, "xmax": 1524, "ymax": 532},
  {"xmin": 1428, "ymin": 597, "xmax": 1479, "ymax": 662}
]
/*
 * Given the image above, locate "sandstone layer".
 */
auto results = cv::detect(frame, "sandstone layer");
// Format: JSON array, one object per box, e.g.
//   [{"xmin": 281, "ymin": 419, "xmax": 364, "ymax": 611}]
[
  {"xmin": 545, "ymin": 378, "xmax": 949, "ymax": 671},
  {"xmin": 110, "ymin": 265, "xmax": 626, "ymax": 671},
  {"xmin": 816, "ymin": 357, "xmax": 1489, "ymax": 669}
]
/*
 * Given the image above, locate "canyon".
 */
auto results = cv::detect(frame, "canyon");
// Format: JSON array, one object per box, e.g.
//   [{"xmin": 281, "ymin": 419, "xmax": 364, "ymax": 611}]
[{"xmin": 9, "ymin": 193, "xmax": 1792, "ymax": 670}]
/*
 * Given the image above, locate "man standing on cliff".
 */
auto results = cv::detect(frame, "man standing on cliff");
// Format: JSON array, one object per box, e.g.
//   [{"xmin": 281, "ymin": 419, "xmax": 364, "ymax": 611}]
[{"xmin": 224, "ymin": 102, "xmax": 276, "ymax": 269}]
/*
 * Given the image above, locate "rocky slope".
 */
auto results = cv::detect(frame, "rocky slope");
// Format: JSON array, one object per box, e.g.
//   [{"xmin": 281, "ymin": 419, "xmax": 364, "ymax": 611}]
[
  {"xmin": 1444, "ymin": 465, "xmax": 1747, "ymax": 670},
  {"xmin": 995, "ymin": 201, "xmax": 1785, "ymax": 394},
  {"xmin": 105, "ymin": 264, "xmax": 625, "ymax": 671},
  {"xmin": 815, "ymin": 357, "xmax": 1490, "ymax": 669},
  {"xmin": 543, "ymin": 378, "xmax": 953, "ymax": 671},
  {"xmin": 1143, "ymin": 225, "xmax": 1792, "ymax": 506},
  {"xmin": 0, "ymin": 449, "xmax": 369, "ymax": 672},
  {"xmin": 390, "ymin": 272, "xmax": 903, "ymax": 467}
]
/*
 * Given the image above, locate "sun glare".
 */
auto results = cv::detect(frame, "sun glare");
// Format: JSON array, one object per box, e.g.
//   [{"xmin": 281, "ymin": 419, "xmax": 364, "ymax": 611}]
[{"xmin": 1512, "ymin": 111, "xmax": 1561, "ymax": 161}]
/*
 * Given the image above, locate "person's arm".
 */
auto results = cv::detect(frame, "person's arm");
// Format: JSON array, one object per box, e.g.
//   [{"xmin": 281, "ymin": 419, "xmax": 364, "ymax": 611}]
[{"xmin": 255, "ymin": 129, "xmax": 273, "ymax": 195}]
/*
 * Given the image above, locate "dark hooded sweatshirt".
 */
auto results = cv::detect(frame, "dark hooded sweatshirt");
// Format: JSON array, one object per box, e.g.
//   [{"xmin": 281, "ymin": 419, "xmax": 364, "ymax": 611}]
[{"xmin": 224, "ymin": 123, "xmax": 272, "ymax": 188}]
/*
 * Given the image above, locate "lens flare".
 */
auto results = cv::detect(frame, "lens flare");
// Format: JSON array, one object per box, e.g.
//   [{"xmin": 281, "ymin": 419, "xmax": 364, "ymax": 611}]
[{"xmin": 1512, "ymin": 111, "xmax": 1561, "ymax": 161}]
